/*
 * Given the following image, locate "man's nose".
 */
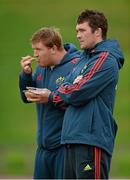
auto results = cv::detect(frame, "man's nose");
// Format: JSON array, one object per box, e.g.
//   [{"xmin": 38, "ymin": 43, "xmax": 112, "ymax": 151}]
[
  {"xmin": 33, "ymin": 50, "xmax": 38, "ymax": 57},
  {"xmin": 77, "ymin": 33, "xmax": 81, "ymax": 39}
]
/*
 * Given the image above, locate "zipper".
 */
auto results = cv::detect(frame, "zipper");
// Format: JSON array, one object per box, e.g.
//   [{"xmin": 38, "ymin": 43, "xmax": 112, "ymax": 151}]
[{"xmin": 41, "ymin": 67, "xmax": 53, "ymax": 148}]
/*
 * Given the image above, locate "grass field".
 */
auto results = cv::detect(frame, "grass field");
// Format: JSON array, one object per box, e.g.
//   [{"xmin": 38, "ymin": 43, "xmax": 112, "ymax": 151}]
[{"xmin": 0, "ymin": 0, "xmax": 130, "ymax": 178}]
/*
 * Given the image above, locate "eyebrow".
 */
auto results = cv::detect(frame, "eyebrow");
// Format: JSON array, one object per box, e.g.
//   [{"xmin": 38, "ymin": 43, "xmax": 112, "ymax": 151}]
[
  {"xmin": 32, "ymin": 47, "xmax": 42, "ymax": 50},
  {"xmin": 76, "ymin": 28, "xmax": 85, "ymax": 32}
]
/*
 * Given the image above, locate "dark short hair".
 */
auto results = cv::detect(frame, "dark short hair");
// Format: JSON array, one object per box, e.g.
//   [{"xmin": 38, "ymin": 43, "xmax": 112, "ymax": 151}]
[{"xmin": 77, "ymin": 9, "xmax": 108, "ymax": 39}]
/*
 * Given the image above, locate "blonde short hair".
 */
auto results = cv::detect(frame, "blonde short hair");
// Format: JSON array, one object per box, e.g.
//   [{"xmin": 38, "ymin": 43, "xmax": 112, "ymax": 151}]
[{"xmin": 31, "ymin": 27, "xmax": 63, "ymax": 50}]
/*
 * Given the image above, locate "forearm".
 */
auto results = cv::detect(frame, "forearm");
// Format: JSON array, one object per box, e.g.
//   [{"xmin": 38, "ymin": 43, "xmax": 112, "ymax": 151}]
[
  {"xmin": 50, "ymin": 59, "xmax": 118, "ymax": 106},
  {"xmin": 19, "ymin": 72, "xmax": 36, "ymax": 103}
]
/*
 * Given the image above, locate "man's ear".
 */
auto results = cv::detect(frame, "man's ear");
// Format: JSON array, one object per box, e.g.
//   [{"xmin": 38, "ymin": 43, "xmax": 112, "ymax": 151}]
[
  {"xmin": 50, "ymin": 45, "xmax": 57, "ymax": 55},
  {"xmin": 95, "ymin": 28, "xmax": 102, "ymax": 38}
]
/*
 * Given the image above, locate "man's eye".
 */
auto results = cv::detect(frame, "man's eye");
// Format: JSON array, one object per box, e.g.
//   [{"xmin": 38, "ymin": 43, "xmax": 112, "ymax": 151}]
[{"xmin": 80, "ymin": 29, "xmax": 85, "ymax": 32}]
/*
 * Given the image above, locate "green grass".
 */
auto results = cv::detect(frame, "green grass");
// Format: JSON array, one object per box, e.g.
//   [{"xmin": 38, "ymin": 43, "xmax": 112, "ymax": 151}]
[
  {"xmin": 0, "ymin": 145, "xmax": 36, "ymax": 176},
  {"xmin": 0, "ymin": 0, "xmax": 129, "ymax": 177}
]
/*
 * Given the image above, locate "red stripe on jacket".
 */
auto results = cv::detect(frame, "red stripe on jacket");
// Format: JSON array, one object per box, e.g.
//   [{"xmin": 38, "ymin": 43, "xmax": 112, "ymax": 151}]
[
  {"xmin": 94, "ymin": 147, "xmax": 101, "ymax": 179},
  {"xmin": 58, "ymin": 52, "xmax": 109, "ymax": 94},
  {"xmin": 52, "ymin": 92, "xmax": 63, "ymax": 103}
]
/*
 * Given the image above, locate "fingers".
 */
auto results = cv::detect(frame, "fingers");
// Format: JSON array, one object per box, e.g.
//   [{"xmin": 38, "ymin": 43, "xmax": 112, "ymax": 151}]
[
  {"xmin": 24, "ymin": 91, "xmax": 39, "ymax": 98},
  {"xmin": 27, "ymin": 89, "xmax": 51, "ymax": 95},
  {"xmin": 20, "ymin": 55, "xmax": 35, "ymax": 74},
  {"xmin": 28, "ymin": 89, "xmax": 42, "ymax": 95},
  {"xmin": 24, "ymin": 91, "xmax": 41, "ymax": 102},
  {"xmin": 24, "ymin": 89, "xmax": 49, "ymax": 103},
  {"xmin": 27, "ymin": 97, "xmax": 41, "ymax": 102},
  {"xmin": 21, "ymin": 56, "xmax": 34, "ymax": 64},
  {"xmin": 73, "ymin": 75, "xmax": 83, "ymax": 84}
]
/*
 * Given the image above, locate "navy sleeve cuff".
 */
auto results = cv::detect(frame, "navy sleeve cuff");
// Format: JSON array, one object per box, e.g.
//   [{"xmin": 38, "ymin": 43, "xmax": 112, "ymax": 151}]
[
  {"xmin": 20, "ymin": 71, "xmax": 32, "ymax": 79},
  {"xmin": 48, "ymin": 92, "xmax": 53, "ymax": 103}
]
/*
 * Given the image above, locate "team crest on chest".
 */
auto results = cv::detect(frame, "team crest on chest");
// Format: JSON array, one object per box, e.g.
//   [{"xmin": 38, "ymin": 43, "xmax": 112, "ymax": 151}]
[{"xmin": 56, "ymin": 76, "xmax": 65, "ymax": 85}]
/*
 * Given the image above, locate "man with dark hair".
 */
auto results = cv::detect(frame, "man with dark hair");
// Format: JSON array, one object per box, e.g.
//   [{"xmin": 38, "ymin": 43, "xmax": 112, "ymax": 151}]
[
  {"xmin": 77, "ymin": 9, "xmax": 108, "ymax": 40},
  {"xmin": 34, "ymin": 10, "xmax": 124, "ymax": 179},
  {"xmin": 19, "ymin": 27, "xmax": 80, "ymax": 179}
]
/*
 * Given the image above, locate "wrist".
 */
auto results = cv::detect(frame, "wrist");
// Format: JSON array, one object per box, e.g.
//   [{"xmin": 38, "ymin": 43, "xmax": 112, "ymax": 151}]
[
  {"xmin": 23, "ymin": 69, "xmax": 32, "ymax": 74},
  {"xmin": 48, "ymin": 92, "xmax": 53, "ymax": 103}
]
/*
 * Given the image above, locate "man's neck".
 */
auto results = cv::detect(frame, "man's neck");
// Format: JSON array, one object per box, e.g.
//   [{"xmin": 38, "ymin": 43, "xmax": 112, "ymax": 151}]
[
  {"xmin": 88, "ymin": 39, "xmax": 103, "ymax": 50},
  {"xmin": 54, "ymin": 49, "xmax": 67, "ymax": 65},
  {"xmin": 94, "ymin": 37, "xmax": 103, "ymax": 47}
]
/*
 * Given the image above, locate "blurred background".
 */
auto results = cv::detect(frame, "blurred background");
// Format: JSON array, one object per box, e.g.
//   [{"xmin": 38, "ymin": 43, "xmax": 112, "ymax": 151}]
[{"xmin": 0, "ymin": 0, "xmax": 129, "ymax": 178}]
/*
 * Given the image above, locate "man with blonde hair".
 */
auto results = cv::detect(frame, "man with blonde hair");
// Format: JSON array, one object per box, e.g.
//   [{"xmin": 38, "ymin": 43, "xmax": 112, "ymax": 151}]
[{"xmin": 19, "ymin": 27, "xmax": 80, "ymax": 179}]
